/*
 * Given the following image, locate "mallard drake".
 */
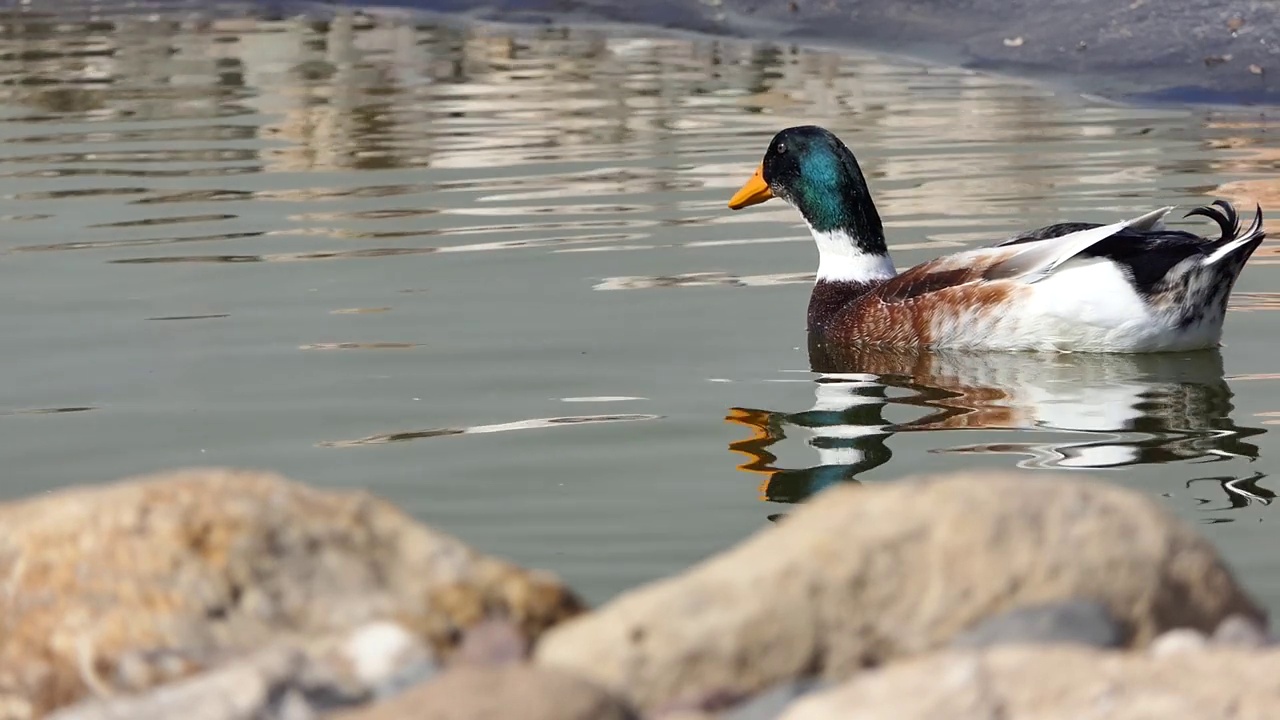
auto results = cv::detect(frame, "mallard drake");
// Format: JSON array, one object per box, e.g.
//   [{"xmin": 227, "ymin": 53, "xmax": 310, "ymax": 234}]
[{"xmin": 727, "ymin": 125, "xmax": 1267, "ymax": 353}]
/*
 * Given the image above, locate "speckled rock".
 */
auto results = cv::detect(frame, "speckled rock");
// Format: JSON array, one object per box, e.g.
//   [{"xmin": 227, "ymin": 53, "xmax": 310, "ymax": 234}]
[
  {"xmin": 330, "ymin": 665, "xmax": 637, "ymax": 720},
  {"xmin": 45, "ymin": 645, "xmax": 311, "ymax": 720},
  {"xmin": 0, "ymin": 468, "xmax": 583, "ymax": 718},
  {"xmin": 536, "ymin": 472, "xmax": 1263, "ymax": 713},
  {"xmin": 46, "ymin": 621, "xmax": 437, "ymax": 720},
  {"xmin": 777, "ymin": 646, "xmax": 1280, "ymax": 720}
]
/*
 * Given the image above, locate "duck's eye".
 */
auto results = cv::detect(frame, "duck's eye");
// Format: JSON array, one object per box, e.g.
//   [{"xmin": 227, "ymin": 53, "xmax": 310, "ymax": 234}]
[{"xmin": 775, "ymin": 142, "xmax": 787, "ymax": 155}]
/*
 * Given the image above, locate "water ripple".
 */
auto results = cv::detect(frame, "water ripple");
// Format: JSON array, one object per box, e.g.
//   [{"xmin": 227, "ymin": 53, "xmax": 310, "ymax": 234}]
[
  {"xmin": 15, "ymin": 231, "xmax": 266, "ymax": 252},
  {"xmin": 299, "ymin": 342, "xmax": 420, "ymax": 350},
  {"xmin": 0, "ymin": 406, "xmax": 98, "ymax": 416},
  {"xmin": 146, "ymin": 314, "xmax": 229, "ymax": 321},
  {"xmin": 320, "ymin": 414, "xmax": 662, "ymax": 448},
  {"xmin": 4, "ymin": 125, "xmax": 259, "ymax": 144},
  {"xmin": 1, "ymin": 148, "xmax": 258, "ymax": 164},
  {"xmin": 89, "ymin": 214, "xmax": 238, "ymax": 228}
]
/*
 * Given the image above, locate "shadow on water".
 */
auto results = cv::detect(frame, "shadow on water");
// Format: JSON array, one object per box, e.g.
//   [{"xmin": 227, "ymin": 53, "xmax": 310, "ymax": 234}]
[{"xmin": 728, "ymin": 339, "xmax": 1268, "ymax": 519}]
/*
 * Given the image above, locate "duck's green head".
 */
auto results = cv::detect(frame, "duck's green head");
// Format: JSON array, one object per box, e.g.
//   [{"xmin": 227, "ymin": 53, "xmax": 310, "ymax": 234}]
[{"xmin": 728, "ymin": 125, "xmax": 885, "ymax": 253}]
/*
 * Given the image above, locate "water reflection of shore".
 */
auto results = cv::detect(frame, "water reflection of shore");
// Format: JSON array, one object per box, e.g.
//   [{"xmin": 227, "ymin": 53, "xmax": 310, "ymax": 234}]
[
  {"xmin": 6, "ymin": 8, "xmax": 1273, "ymax": 214},
  {"xmin": 1, "ymin": 5, "xmax": 1276, "ymax": 274},
  {"xmin": 728, "ymin": 344, "xmax": 1267, "ymax": 513}
]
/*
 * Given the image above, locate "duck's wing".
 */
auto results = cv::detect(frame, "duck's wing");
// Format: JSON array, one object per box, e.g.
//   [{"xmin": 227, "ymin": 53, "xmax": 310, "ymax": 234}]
[
  {"xmin": 993, "ymin": 206, "xmax": 1175, "ymax": 248},
  {"xmin": 996, "ymin": 201, "xmax": 1262, "ymax": 296},
  {"xmin": 873, "ymin": 203, "xmax": 1258, "ymax": 304},
  {"xmin": 873, "ymin": 213, "xmax": 1145, "ymax": 302},
  {"xmin": 982, "ymin": 216, "xmax": 1150, "ymax": 283}
]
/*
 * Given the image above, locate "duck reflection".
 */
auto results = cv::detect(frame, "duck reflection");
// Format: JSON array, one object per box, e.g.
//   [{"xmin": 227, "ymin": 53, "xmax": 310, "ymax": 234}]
[{"xmin": 727, "ymin": 340, "xmax": 1267, "ymax": 509}]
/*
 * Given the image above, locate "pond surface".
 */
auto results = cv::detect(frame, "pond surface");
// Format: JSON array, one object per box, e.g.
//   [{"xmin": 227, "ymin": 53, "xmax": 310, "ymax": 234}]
[{"xmin": 2, "ymin": 6, "xmax": 1280, "ymax": 608}]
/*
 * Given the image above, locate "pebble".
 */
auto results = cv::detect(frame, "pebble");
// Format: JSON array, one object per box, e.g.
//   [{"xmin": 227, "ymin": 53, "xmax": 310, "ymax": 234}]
[
  {"xmin": 455, "ymin": 618, "xmax": 530, "ymax": 667},
  {"xmin": 723, "ymin": 678, "xmax": 828, "ymax": 720},
  {"xmin": 950, "ymin": 599, "xmax": 1123, "ymax": 649},
  {"xmin": 1211, "ymin": 615, "xmax": 1271, "ymax": 649},
  {"xmin": 1149, "ymin": 628, "xmax": 1209, "ymax": 657},
  {"xmin": 341, "ymin": 622, "xmax": 436, "ymax": 699}
]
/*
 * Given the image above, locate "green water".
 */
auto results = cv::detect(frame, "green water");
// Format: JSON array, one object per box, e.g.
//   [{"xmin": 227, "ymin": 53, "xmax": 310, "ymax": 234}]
[{"xmin": 2, "ymin": 9, "xmax": 1279, "ymax": 609}]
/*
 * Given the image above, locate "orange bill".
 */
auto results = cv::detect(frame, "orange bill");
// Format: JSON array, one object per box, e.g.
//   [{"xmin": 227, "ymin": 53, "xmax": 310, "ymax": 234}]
[{"xmin": 727, "ymin": 164, "xmax": 774, "ymax": 209}]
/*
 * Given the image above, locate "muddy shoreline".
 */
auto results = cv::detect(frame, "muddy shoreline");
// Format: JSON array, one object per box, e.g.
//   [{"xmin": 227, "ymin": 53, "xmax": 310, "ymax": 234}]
[{"xmin": 350, "ymin": 0, "xmax": 1280, "ymax": 106}]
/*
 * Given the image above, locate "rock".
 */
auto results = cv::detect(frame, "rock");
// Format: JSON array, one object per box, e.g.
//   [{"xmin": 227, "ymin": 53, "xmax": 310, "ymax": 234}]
[
  {"xmin": 46, "ymin": 646, "xmax": 311, "ymax": 720},
  {"xmin": 48, "ymin": 622, "xmax": 438, "ymax": 720},
  {"xmin": 777, "ymin": 645, "xmax": 1280, "ymax": 719},
  {"xmin": 1213, "ymin": 614, "xmax": 1271, "ymax": 649},
  {"xmin": 1150, "ymin": 629, "xmax": 1209, "ymax": 657},
  {"xmin": 536, "ymin": 472, "xmax": 1262, "ymax": 713},
  {"xmin": 950, "ymin": 599, "xmax": 1122, "ymax": 649},
  {"xmin": 330, "ymin": 665, "xmax": 637, "ymax": 720},
  {"xmin": 0, "ymin": 468, "xmax": 583, "ymax": 717}
]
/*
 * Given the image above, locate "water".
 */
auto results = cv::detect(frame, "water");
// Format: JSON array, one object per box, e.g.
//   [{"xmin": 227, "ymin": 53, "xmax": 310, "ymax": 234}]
[{"xmin": 2, "ymin": 7, "xmax": 1280, "ymax": 609}]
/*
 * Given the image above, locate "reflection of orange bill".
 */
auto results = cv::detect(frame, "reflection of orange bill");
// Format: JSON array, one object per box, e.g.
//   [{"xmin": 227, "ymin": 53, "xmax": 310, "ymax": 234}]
[
  {"xmin": 724, "ymin": 407, "xmax": 773, "ymax": 447},
  {"xmin": 725, "ymin": 408, "xmax": 777, "ymax": 501},
  {"xmin": 727, "ymin": 164, "xmax": 774, "ymax": 209},
  {"xmin": 725, "ymin": 407, "xmax": 779, "ymax": 486}
]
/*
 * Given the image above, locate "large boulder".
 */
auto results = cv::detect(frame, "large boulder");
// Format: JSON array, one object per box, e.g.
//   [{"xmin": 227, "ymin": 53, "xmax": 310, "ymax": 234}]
[
  {"xmin": 778, "ymin": 645, "xmax": 1280, "ymax": 720},
  {"xmin": 535, "ymin": 472, "xmax": 1263, "ymax": 713},
  {"xmin": 0, "ymin": 468, "xmax": 583, "ymax": 718}
]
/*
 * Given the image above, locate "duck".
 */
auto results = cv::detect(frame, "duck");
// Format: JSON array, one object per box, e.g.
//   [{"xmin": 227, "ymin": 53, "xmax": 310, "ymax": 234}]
[{"xmin": 727, "ymin": 125, "xmax": 1267, "ymax": 353}]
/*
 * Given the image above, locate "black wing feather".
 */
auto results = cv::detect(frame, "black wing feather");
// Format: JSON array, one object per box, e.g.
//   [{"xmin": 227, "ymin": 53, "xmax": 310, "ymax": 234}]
[{"xmin": 986, "ymin": 200, "xmax": 1253, "ymax": 298}]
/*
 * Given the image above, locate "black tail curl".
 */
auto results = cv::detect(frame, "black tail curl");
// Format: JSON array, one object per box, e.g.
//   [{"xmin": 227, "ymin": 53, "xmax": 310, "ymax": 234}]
[{"xmin": 1184, "ymin": 199, "xmax": 1264, "ymax": 246}]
